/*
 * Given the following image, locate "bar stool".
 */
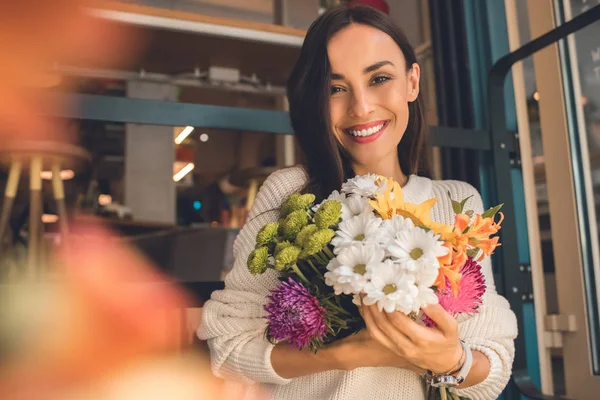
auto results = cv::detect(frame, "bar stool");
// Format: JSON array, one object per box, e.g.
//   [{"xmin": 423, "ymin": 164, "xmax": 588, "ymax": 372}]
[{"xmin": 0, "ymin": 141, "xmax": 90, "ymax": 275}]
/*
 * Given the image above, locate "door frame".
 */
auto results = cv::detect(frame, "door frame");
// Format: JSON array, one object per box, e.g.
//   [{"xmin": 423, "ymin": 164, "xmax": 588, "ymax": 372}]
[{"xmin": 527, "ymin": 0, "xmax": 600, "ymax": 397}]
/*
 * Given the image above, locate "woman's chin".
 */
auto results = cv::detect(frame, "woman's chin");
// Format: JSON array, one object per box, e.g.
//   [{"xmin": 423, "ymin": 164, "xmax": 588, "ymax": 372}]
[{"xmin": 347, "ymin": 148, "xmax": 398, "ymax": 168}]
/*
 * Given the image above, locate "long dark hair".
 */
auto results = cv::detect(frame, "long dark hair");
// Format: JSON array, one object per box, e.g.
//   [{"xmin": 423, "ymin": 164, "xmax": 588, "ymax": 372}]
[{"xmin": 287, "ymin": 5, "xmax": 430, "ymax": 201}]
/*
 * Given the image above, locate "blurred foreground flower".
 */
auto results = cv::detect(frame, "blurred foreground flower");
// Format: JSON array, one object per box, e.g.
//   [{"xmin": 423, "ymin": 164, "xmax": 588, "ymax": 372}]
[
  {"xmin": 0, "ymin": 224, "xmax": 264, "ymax": 400},
  {"xmin": 0, "ymin": 0, "xmax": 143, "ymax": 143}
]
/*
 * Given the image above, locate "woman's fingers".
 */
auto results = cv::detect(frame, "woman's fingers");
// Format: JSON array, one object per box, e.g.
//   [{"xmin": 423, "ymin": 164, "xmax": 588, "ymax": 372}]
[
  {"xmin": 384, "ymin": 310, "xmax": 429, "ymax": 343},
  {"xmin": 360, "ymin": 305, "xmax": 395, "ymax": 350},
  {"xmin": 420, "ymin": 304, "xmax": 458, "ymax": 338},
  {"xmin": 363, "ymin": 305, "xmax": 413, "ymax": 354}
]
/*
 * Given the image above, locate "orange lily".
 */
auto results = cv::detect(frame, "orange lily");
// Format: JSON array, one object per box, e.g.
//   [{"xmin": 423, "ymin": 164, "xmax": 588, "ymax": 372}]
[{"xmin": 435, "ymin": 243, "xmax": 466, "ymax": 297}]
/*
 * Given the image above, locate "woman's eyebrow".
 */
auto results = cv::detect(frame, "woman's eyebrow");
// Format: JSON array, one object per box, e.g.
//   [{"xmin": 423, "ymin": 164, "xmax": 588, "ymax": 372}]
[
  {"xmin": 363, "ymin": 60, "xmax": 394, "ymax": 73},
  {"xmin": 331, "ymin": 60, "xmax": 395, "ymax": 80}
]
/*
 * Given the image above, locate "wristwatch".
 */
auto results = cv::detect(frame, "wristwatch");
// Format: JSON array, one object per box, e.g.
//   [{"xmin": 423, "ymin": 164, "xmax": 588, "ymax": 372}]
[{"xmin": 427, "ymin": 341, "xmax": 473, "ymax": 388}]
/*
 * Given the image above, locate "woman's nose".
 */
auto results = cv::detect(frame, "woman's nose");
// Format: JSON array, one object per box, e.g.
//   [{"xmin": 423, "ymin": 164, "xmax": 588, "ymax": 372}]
[{"xmin": 348, "ymin": 89, "xmax": 375, "ymax": 119}]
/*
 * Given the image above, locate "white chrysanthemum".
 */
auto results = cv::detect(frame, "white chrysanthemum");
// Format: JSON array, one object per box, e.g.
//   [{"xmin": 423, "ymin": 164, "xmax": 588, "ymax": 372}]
[
  {"xmin": 331, "ymin": 212, "xmax": 384, "ymax": 254},
  {"xmin": 414, "ymin": 261, "xmax": 441, "ymax": 288},
  {"xmin": 324, "ymin": 243, "xmax": 384, "ymax": 295},
  {"xmin": 345, "ymin": 194, "xmax": 373, "ymax": 217},
  {"xmin": 324, "ymin": 258, "xmax": 341, "ymax": 287},
  {"xmin": 380, "ymin": 215, "xmax": 415, "ymax": 248},
  {"xmin": 327, "ymin": 190, "xmax": 346, "ymax": 203},
  {"xmin": 412, "ymin": 285, "xmax": 439, "ymax": 311},
  {"xmin": 387, "ymin": 228, "xmax": 448, "ymax": 275},
  {"xmin": 341, "ymin": 174, "xmax": 381, "ymax": 197},
  {"xmin": 362, "ymin": 260, "xmax": 420, "ymax": 313}
]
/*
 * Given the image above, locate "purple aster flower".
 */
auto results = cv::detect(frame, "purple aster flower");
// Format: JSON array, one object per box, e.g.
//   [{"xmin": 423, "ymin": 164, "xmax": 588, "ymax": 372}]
[{"xmin": 264, "ymin": 278, "xmax": 328, "ymax": 350}]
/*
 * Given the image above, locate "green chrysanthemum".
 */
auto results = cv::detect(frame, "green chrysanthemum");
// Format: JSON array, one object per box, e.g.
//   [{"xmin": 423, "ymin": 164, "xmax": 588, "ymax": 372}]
[
  {"xmin": 282, "ymin": 209, "xmax": 308, "ymax": 239},
  {"xmin": 300, "ymin": 228, "xmax": 335, "ymax": 258},
  {"xmin": 281, "ymin": 193, "xmax": 316, "ymax": 217},
  {"xmin": 295, "ymin": 224, "xmax": 318, "ymax": 247},
  {"xmin": 256, "ymin": 222, "xmax": 279, "ymax": 246},
  {"xmin": 274, "ymin": 240, "xmax": 293, "ymax": 255},
  {"xmin": 274, "ymin": 245, "xmax": 301, "ymax": 271},
  {"xmin": 314, "ymin": 200, "xmax": 342, "ymax": 229},
  {"xmin": 277, "ymin": 218, "xmax": 286, "ymax": 237},
  {"xmin": 247, "ymin": 246, "xmax": 269, "ymax": 275}
]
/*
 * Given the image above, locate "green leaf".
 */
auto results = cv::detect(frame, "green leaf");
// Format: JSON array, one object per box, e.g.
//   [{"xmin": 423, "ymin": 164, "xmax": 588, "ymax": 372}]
[
  {"xmin": 459, "ymin": 195, "xmax": 474, "ymax": 211},
  {"xmin": 465, "ymin": 210, "xmax": 474, "ymax": 218},
  {"xmin": 481, "ymin": 204, "xmax": 504, "ymax": 219},
  {"xmin": 467, "ymin": 248, "xmax": 480, "ymax": 258},
  {"xmin": 451, "ymin": 199, "xmax": 463, "ymax": 215}
]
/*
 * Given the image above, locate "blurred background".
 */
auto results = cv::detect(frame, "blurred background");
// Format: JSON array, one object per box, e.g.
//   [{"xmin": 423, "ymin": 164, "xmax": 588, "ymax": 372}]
[{"xmin": 0, "ymin": 0, "xmax": 599, "ymax": 399}]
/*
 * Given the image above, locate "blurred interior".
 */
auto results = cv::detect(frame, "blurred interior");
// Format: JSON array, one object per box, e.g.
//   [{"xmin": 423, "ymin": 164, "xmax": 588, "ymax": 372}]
[{"xmin": 1, "ymin": 1, "xmax": 600, "ymax": 399}]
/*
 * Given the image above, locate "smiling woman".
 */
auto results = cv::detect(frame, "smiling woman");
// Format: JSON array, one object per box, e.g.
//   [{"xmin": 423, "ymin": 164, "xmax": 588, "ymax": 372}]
[
  {"xmin": 286, "ymin": 6, "xmax": 429, "ymax": 202},
  {"xmin": 199, "ymin": 5, "xmax": 517, "ymax": 400},
  {"xmin": 327, "ymin": 25, "xmax": 420, "ymax": 179}
]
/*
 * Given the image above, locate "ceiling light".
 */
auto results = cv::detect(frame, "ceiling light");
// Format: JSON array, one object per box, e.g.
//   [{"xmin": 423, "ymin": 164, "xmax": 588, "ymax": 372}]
[
  {"xmin": 173, "ymin": 163, "xmax": 195, "ymax": 182},
  {"xmin": 175, "ymin": 126, "xmax": 194, "ymax": 144},
  {"xmin": 98, "ymin": 194, "xmax": 112, "ymax": 206},
  {"xmin": 200, "ymin": 133, "xmax": 209, "ymax": 142},
  {"xmin": 533, "ymin": 91, "xmax": 540, "ymax": 101}
]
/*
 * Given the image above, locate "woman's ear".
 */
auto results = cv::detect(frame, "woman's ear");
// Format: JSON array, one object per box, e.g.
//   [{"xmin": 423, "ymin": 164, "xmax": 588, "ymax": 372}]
[{"xmin": 407, "ymin": 63, "xmax": 421, "ymax": 102}]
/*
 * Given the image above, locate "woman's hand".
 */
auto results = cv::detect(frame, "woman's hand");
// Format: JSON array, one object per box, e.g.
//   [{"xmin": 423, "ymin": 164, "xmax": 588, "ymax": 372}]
[
  {"xmin": 324, "ymin": 329, "xmax": 424, "ymax": 373},
  {"xmin": 360, "ymin": 303, "xmax": 463, "ymax": 374}
]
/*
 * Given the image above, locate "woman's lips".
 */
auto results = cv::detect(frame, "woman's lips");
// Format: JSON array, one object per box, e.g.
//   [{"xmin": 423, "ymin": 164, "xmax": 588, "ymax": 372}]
[{"xmin": 344, "ymin": 120, "xmax": 389, "ymax": 144}]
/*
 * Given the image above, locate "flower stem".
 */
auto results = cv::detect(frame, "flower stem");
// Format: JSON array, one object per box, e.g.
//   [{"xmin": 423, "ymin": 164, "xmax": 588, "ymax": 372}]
[
  {"xmin": 313, "ymin": 251, "xmax": 329, "ymax": 265},
  {"xmin": 323, "ymin": 246, "xmax": 335, "ymax": 259},
  {"xmin": 290, "ymin": 264, "xmax": 310, "ymax": 285},
  {"xmin": 307, "ymin": 259, "xmax": 321, "ymax": 276},
  {"xmin": 322, "ymin": 298, "xmax": 353, "ymax": 317}
]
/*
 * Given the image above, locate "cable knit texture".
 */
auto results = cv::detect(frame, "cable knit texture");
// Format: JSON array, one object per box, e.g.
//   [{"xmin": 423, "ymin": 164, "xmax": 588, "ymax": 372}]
[{"xmin": 198, "ymin": 166, "xmax": 518, "ymax": 400}]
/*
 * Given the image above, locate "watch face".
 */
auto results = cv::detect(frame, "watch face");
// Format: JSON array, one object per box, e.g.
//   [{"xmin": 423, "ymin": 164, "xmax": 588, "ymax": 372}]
[{"xmin": 430, "ymin": 375, "xmax": 459, "ymax": 388}]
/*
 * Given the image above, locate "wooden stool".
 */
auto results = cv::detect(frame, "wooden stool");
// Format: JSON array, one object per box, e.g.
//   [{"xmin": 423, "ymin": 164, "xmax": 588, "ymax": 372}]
[{"xmin": 0, "ymin": 141, "xmax": 90, "ymax": 275}]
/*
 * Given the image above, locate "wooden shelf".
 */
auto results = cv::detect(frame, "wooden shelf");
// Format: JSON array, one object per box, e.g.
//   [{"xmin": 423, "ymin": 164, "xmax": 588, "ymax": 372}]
[{"xmin": 89, "ymin": 1, "xmax": 306, "ymax": 46}]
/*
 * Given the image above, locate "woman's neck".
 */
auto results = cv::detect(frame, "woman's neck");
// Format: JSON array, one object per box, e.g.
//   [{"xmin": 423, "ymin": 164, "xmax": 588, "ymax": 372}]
[{"xmin": 351, "ymin": 158, "xmax": 408, "ymax": 187}]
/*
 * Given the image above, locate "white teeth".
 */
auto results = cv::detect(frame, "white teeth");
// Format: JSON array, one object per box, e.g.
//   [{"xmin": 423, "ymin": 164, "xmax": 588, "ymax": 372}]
[{"xmin": 348, "ymin": 123, "xmax": 385, "ymax": 137}]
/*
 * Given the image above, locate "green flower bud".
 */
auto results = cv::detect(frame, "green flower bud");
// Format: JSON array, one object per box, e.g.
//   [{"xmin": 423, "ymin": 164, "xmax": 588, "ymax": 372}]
[
  {"xmin": 301, "ymin": 228, "xmax": 335, "ymax": 258},
  {"xmin": 281, "ymin": 193, "xmax": 316, "ymax": 217},
  {"xmin": 247, "ymin": 246, "xmax": 269, "ymax": 275},
  {"xmin": 276, "ymin": 218, "xmax": 286, "ymax": 237},
  {"xmin": 299, "ymin": 193, "xmax": 316, "ymax": 208},
  {"xmin": 282, "ymin": 209, "xmax": 308, "ymax": 239},
  {"xmin": 274, "ymin": 240, "xmax": 292, "ymax": 255},
  {"xmin": 314, "ymin": 200, "xmax": 342, "ymax": 229},
  {"xmin": 295, "ymin": 224, "xmax": 318, "ymax": 247},
  {"xmin": 274, "ymin": 245, "xmax": 301, "ymax": 271},
  {"xmin": 256, "ymin": 222, "xmax": 279, "ymax": 246}
]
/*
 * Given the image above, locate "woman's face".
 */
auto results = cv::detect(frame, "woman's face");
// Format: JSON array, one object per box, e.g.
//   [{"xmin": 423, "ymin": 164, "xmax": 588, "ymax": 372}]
[{"xmin": 327, "ymin": 23, "xmax": 420, "ymax": 169}]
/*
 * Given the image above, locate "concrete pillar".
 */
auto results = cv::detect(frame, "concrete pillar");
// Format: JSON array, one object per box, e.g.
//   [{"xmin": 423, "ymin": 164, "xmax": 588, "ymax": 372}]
[
  {"xmin": 125, "ymin": 81, "xmax": 177, "ymax": 224},
  {"xmin": 275, "ymin": 96, "xmax": 295, "ymax": 167}
]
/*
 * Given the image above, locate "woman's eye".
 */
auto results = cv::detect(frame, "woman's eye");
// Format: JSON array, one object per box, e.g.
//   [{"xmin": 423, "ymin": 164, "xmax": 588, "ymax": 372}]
[
  {"xmin": 331, "ymin": 86, "xmax": 345, "ymax": 95},
  {"xmin": 372, "ymin": 75, "xmax": 391, "ymax": 85}
]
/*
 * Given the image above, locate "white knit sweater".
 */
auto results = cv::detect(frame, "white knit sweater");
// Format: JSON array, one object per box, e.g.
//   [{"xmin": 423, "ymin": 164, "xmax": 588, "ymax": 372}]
[{"xmin": 198, "ymin": 166, "xmax": 518, "ymax": 400}]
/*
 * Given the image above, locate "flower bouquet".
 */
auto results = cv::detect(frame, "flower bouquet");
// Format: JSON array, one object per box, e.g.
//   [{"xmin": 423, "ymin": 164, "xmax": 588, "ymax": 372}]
[{"xmin": 247, "ymin": 174, "xmax": 503, "ymax": 398}]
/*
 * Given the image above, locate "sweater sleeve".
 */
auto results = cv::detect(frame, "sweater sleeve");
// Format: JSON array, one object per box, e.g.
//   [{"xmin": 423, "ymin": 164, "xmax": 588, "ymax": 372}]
[
  {"xmin": 435, "ymin": 181, "xmax": 518, "ymax": 400},
  {"xmin": 197, "ymin": 167, "xmax": 307, "ymax": 385}
]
